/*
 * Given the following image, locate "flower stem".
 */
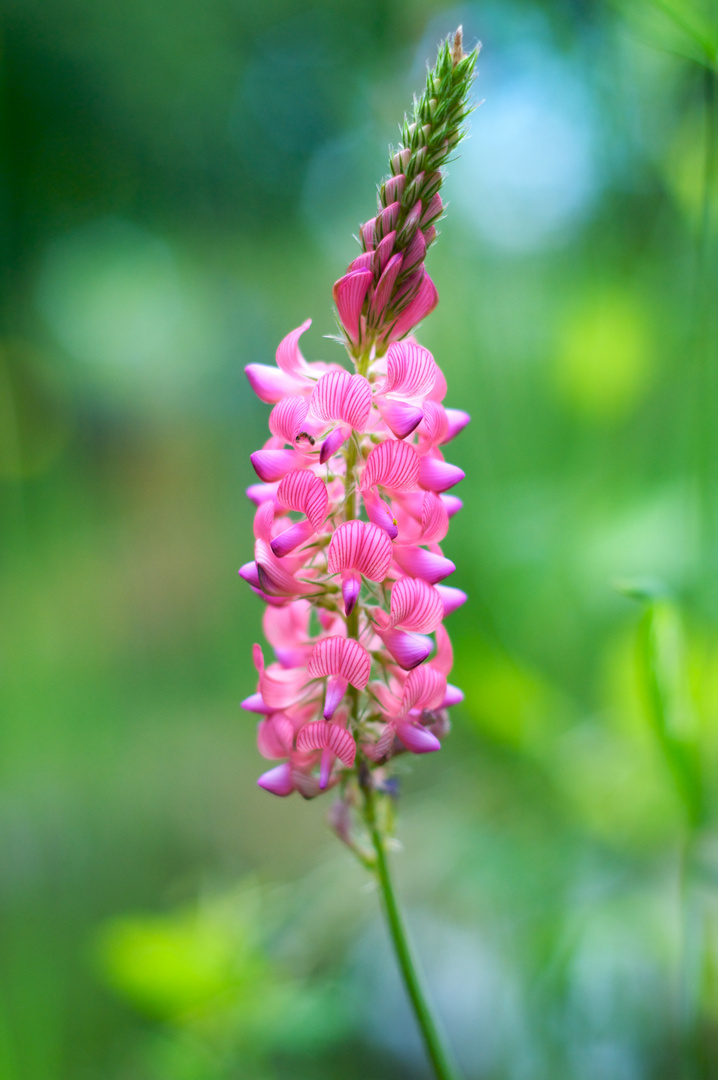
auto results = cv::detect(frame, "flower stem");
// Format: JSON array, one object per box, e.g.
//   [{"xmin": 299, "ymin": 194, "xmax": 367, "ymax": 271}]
[{"xmin": 360, "ymin": 779, "xmax": 463, "ymax": 1080}]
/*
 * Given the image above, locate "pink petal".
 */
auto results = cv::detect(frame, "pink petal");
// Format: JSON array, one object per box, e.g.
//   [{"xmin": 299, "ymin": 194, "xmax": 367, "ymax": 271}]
[
  {"xmin": 296, "ymin": 721, "xmax": 357, "ymax": 767},
  {"xmin": 320, "ymin": 426, "xmax": 348, "ymax": 464},
  {"xmin": 396, "ymin": 719, "xmax": 441, "ymax": 754},
  {"xmin": 380, "ymin": 341, "xmax": 438, "ymax": 399},
  {"xmin": 327, "ymin": 520, "xmax": 393, "ymax": 581},
  {"xmin": 401, "ymin": 664, "xmax": 447, "ymax": 712},
  {"xmin": 420, "ymin": 193, "xmax": 443, "ymax": 228},
  {"xmin": 333, "ymin": 270, "xmax": 373, "ymax": 345},
  {"xmin": 382, "ymin": 175, "xmax": 405, "ymax": 203},
  {"xmin": 270, "ymin": 518, "xmax": 316, "ymax": 558},
  {"xmin": 246, "ymin": 481, "xmax": 280, "ymax": 506},
  {"xmin": 253, "ymin": 500, "xmax": 274, "ymax": 541},
  {"xmin": 390, "ymin": 577, "xmax": 444, "ymax": 632},
  {"xmin": 432, "ymin": 624, "xmax": 454, "ymax": 675},
  {"xmin": 402, "ymin": 228, "xmax": 427, "ymax": 273},
  {"xmin": 418, "ymin": 400, "xmax": 449, "ymax": 448},
  {"xmin": 373, "ymin": 231, "xmax": 397, "ymax": 274},
  {"xmin": 277, "ymin": 470, "xmax": 329, "ymax": 531},
  {"xmin": 269, "ymin": 396, "xmax": 311, "ymax": 444},
  {"xmin": 257, "ymin": 762, "xmax": 295, "ymax": 796},
  {"xmin": 369, "ymin": 253, "xmax": 403, "ymax": 321},
  {"xmin": 341, "ymin": 569, "xmax": 361, "ymax": 616},
  {"xmin": 323, "ymin": 675, "xmax": 349, "ymax": 720},
  {"xmin": 361, "ymin": 440, "xmax": 420, "ymax": 493},
  {"xmin": 307, "ymin": 635, "xmax": 372, "ymax": 689},
  {"xmin": 360, "ymin": 218, "xmax": 376, "ymax": 251},
  {"xmin": 441, "ymin": 494, "xmax": 463, "ymax": 517},
  {"xmin": 241, "ymin": 692, "xmax": 272, "ymax": 714},
  {"xmin": 443, "ymin": 408, "xmax": 471, "ymax": 443},
  {"xmin": 442, "ymin": 684, "xmax": 464, "ymax": 707},
  {"xmin": 434, "ymin": 584, "xmax": 468, "ymax": 617},
  {"xmin": 259, "ymin": 662, "xmax": 309, "ymax": 710},
  {"xmin": 418, "ymin": 492, "xmax": 449, "ymax": 544},
  {"xmin": 255, "ymin": 539, "xmax": 316, "ymax": 598},
  {"xmin": 257, "ymin": 714, "xmax": 294, "ymax": 758},
  {"xmin": 418, "ymin": 456, "xmax": 465, "ymax": 493},
  {"xmin": 392, "ymin": 545, "xmax": 455, "ymax": 584},
  {"xmin": 310, "ymin": 371, "xmax": 372, "ymax": 431},
  {"xmin": 362, "ymin": 488, "xmax": 398, "ymax": 540},
  {"xmin": 275, "ymin": 319, "xmax": 313, "ymax": 377},
  {"xmin": 379, "ymin": 627, "xmax": 433, "ymax": 670},
  {"xmin": 375, "ymin": 397, "xmax": 424, "ymax": 439},
  {"xmin": 348, "ymin": 252, "xmax": 373, "ymax": 271},
  {"xmin": 388, "ymin": 272, "xmax": 439, "ymax": 341},
  {"xmin": 245, "ymin": 364, "xmax": 307, "ymax": 404},
  {"xmin": 250, "ymin": 448, "xmax": 308, "ymax": 483},
  {"xmin": 239, "ymin": 561, "xmax": 261, "ymax": 589}
]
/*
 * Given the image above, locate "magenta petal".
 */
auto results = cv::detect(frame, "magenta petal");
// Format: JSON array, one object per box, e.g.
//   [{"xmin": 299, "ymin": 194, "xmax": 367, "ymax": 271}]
[
  {"xmin": 434, "ymin": 584, "xmax": 468, "ymax": 616},
  {"xmin": 241, "ymin": 692, "xmax": 272, "ymax": 714},
  {"xmin": 390, "ymin": 576, "xmax": 444, "ymax": 632},
  {"xmin": 375, "ymin": 397, "xmax": 424, "ymax": 439},
  {"xmin": 239, "ymin": 561, "xmax": 261, "ymax": 589},
  {"xmin": 392, "ymin": 545, "xmax": 456, "ymax": 583},
  {"xmin": 443, "ymin": 408, "xmax": 471, "ymax": 443},
  {"xmin": 363, "ymin": 489, "xmax": 398, "ymax": 540},
  {"xmin": 324, "ymin": 675, "xmax": 349, "ymax": 720},
  {"xmin": 277, "ymin": 470, "xmax": 329, "ymax": 530},
  {"xmin": 341, "ymin": 569, "xmax": 361, "ymax": 616},
  {"xmin": 250, "ymin": 449, "xmax": 305, "ymax": 483},
  {"xmin": 296, "ymin": 719, "xmax": 356, "ymax": 767},
  {"xmin": 440, "ymin": 494, "xmax": 463, "ymax": 517},
  {"xmin": 442, "ymin": 683, "xmax": 464, "ymax": 707},
  {"xmin": 246, "ymin": 481, "xmax": 280, "ymax": 506},
  {"xmin": 418, "ymin": 457, "xmax": 465, "ymax": 492},
  {"xmin": 361, "ymin": 440, "xmax": 420, "ymax": 493},
  {"xmin": 380, "ymin": 628, "xmax": 432, "ymax": 670},
  {"xmin": 319, "ymin": 746, "xmax": 333, "ymax": 789},
  {"xmin": 396, "ymin": 720, "xmax": 441, "ymax": 754},
  {"xmin": 270, "ymin": 518, "xmax": 316, "ymax": 558},
  {"xmin": 320, "ymin": 426, "xmax": 348, "ymax": 464},
  {"xmin": 308, "ymin": 636, "xmax": 372, "ymax": 689},
  {"xmin": 257, "ymin": 763, "xmax": 295, "ymax": 796},
  {"xmin": 245, "ymin": 364, "xmax": 303, "ymax": 404}
]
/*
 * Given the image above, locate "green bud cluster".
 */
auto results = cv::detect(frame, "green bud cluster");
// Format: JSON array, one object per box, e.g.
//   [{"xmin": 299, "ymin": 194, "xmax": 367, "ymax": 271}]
[{"xmin": 378, "ymin": 28, "xmax": 480, "ymax": 242}]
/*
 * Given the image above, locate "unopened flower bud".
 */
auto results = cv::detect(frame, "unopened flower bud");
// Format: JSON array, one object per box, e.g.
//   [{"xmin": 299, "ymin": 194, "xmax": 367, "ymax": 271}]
[
  {"xmin": 396, "ymin": 202, "xmax": 422, "ymax": 247},
  {"xmin": 382, "ymin": 174, "xmax": 406, "ymax": 205}
]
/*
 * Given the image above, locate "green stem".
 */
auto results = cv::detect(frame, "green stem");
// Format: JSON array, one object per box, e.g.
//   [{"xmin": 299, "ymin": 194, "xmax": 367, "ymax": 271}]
[{"xmin": 361, "ymin": 780, "xmax": 464, "ymax": 1080}]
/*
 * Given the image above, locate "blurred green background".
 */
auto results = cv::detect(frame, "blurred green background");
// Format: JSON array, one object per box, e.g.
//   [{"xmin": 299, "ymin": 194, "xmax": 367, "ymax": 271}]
[{"xmin": 2, "ymin": 0, "xmax": 718, "ymax": 1077}]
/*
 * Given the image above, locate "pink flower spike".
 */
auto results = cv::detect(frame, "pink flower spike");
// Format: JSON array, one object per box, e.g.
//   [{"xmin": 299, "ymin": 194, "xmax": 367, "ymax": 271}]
[
  {"xmin": 270, "ymin": 518, "xmax": 316, "ymax": 558},
  {"xmin": 320, "ymin": 426, "xmax": 349, "ymax": 464},
  {"xmin": 381, "ymin": 341, "xmax": 438, "ymax": 399},
  {"xmin": 396, "ymin": 719, "xmax": 441, "ymax": 754},
  {"xmin": 375, "ymin": 397, "xmax": 424, "ymax": 439},
  {"xmin": 328, "ymin": 520, "xmax": 393, "ymax": 582},
  {"xmin": 390, "ymin": 577, "xmax": 444, "ymax": 632},
  {"xmin": 379, "ymin": 627, "xmax": 433, "ymax": 670},
  {"xmin": 392, "ymin": 544, "xmax": 455, "ymax": 583},
  {"xmin": 418, "ymin": 456, "xmax": 465, "ymax": 492},
  {"xmin": 440, "ymin": 494, "xmax": 463, "ymax": 517},
  {"xmin": 361, "ymin": 440, "xmax": 420, "ymax": 493},
  {"xmin": 341, "ymin": 569, "xmax": 362, "ymax": 616},
  {"xmin": 443, "ymin": 408, "xmax": 471, "ymax": 443},
  {"xmin": 257, "ymin": 762, "xmax": 295, "ymax": 797},
  {"xmin": 277, "ymin": 471, "xmax": 329, "ymax": 531},
  {"xmin": 362, "ymin": 488, "xmax": 398, "ymax": 540},
  {"xmin": 310, "ymin": 370, "xmax": 372, "ymax": 432},
  {"xmin": 245, "ymin": 364, "xmax": 306, "ymax": 404},
  {"xmin": 434, "ymin": 584, "xmax": 468, "ymax": 617},
  {"xmin": 388, "ymin": 271, "xmax": 439, "ymax": 341},
  {"xmin": 250, "ymin": 449, "xmax": 309, "ymax": 483},
  {"xmin": 333, "ymin": 270, "xmax": 373, "ymax": 345}
]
